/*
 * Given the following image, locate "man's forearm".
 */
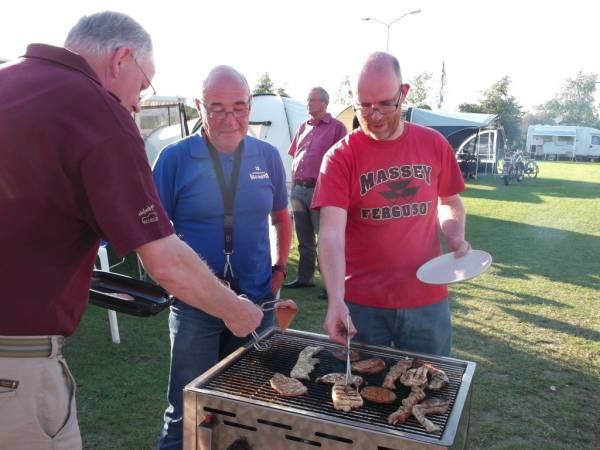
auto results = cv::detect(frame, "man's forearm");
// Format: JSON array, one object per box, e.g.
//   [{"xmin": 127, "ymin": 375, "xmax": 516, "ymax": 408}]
[
  {"xmin": 438, "ymin": 195, "xmax": 467, "ymax": 247},
  {"xmin": 137, "ymin": 234, "xmax": 242, "ymax": 322}
]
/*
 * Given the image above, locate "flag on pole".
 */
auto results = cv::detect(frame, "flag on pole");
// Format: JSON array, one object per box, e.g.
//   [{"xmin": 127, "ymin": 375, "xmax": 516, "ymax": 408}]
[{"xmin": 437, "ymin": 60, "xmax": 446, "ymax": 110}]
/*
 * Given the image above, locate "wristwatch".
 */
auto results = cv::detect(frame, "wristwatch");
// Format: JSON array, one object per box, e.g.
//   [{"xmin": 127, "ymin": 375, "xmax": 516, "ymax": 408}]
[{"xmin": 272, "ymin": 264, "xmax": 287, "ymax": 279}]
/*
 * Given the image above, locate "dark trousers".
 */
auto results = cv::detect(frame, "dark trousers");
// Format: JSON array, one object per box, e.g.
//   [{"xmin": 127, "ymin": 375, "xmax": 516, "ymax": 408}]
[{"xmin": 290, "ymin": 184, "xmax": 320, "ymax": 284}]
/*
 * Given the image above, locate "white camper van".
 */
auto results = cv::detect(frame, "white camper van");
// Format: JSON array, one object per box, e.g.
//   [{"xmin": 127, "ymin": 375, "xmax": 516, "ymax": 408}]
[{"xmin": 526, "ymin": 125, "xmax": 600, "ymax": 161}]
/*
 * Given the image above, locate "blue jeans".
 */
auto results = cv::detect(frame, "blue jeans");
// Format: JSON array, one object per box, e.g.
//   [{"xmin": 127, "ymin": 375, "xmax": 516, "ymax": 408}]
[
  {"xmin": 157, "ymin": 299, "xmax": 274, "ymax": 450},
  {"xmin": 347, "ymin": 299, "xmax": 452, "ymax": 356}
]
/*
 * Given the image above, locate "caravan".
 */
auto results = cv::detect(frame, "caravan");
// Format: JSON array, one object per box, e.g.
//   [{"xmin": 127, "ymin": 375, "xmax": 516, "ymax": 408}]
[{"xmin": 526, "ymin": 125, "xmax": 600, "ymax": 161}]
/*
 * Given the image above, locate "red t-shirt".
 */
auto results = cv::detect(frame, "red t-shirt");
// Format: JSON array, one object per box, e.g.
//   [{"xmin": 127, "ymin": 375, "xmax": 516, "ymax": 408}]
[
  {"xmin": 312, "ymin": 123, "xmax": 465, "ymax": 309},
  {"xmin": 0, "ymin": 44, "xmax": 174, "ymax": 336}
]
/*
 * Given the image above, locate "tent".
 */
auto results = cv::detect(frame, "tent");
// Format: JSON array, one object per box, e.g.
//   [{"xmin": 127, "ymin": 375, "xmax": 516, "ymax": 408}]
[{"xmin": 407, "ymin": 107, "xmax": 506, "ymax": 174}]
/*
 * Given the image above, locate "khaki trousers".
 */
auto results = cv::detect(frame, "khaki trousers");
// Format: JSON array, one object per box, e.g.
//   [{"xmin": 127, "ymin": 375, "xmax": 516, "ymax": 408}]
[{"xmin": 0, "ymin": 336, "xmax": 82, "ymax": 450}]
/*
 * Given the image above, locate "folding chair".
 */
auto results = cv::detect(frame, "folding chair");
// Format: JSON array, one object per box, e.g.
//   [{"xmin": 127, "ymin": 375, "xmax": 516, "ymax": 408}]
[{"xmin": 96, "ymin": 242, "xmax": 121, "ymax": 344}]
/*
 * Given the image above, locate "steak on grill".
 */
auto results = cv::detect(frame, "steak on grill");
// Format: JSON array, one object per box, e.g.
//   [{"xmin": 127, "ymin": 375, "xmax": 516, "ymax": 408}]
[
  {"xmin": 382, "ymin": 358, "xmax": 413, "ymax": 389},
  {"xmin": 351, "ymin": 358, "xmax": 386, "ymax": 374},
  {"xmin": 332, "ymin": 384, "xmax": 364, "ymax": 412},
  {"xmin": 330, "ymin": 348, "xmax": 361, "ymax": 362},
  {"xmin": 412, "ymin": 398, "xmax": 451, "ymax": 432},
  {"xmin": 360, "ymin": 386, "xmax": 397, "ymax": 404},
  {"xmin": 400, "ymin": 365, "xmax": 429, "ymax": 387},
  {"xmin": 388, "ymin": 386, "xmax": 426, "ymax": 424},
  {"xmin": 290, "ymin": 345, "xmax": 323, "ymax": 380},
  {"xmin": 274, "ymin": 299, "xmax": 298, "ymax": 333},
  {"xmin": 269, "ymin": 372, "xmax": 307, "ymax": 397},
  {"xmin": 316, "ymin": 372, "xmax": 364, "ymax": 387}
]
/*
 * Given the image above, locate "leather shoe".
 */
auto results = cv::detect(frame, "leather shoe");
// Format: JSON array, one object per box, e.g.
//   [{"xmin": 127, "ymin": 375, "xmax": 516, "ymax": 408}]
[
  {"xmin": 318, "ymin": 289, "xmax": 328, "ymax": 300},
  {"xmin": 283, "ymin": 280, "xmax": 315, "ymax": 289}
]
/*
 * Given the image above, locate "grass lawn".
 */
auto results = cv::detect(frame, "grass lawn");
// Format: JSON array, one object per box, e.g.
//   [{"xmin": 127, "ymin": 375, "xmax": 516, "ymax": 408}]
[{"xmin": 65, "ymin": 161, "xmax": 600, "ymax": 450}]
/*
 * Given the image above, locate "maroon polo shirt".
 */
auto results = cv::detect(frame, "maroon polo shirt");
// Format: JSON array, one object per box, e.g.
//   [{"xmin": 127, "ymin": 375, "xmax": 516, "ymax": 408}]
[{"xmin": 0, "ymin": 44, "xmax": 174, "ymax": 336}]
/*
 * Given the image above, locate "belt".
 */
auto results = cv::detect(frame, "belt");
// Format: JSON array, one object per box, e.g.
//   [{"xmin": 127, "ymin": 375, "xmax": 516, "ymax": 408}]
[
  {"xmin": 293, "ymin": 179, "xmax": 316, "ymax": 188},
  {"xmin": 0, "ymin": 335, "xmax": 64, "ymax": 358}
]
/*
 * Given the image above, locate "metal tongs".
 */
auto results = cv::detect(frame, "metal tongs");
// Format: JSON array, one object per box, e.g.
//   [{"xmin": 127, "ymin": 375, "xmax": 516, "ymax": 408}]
[
  {"xmin": 251, "ymin": 298, "xmax": 279, "ymax": 351},
  {"xmin": 344, "ymin": 314, "xmax": 354, "ymax": 388}
]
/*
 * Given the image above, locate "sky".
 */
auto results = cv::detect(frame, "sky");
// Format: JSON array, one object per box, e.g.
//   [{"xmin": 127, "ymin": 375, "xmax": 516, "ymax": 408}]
[{"xmin": 2, "ymin": 0, "xmax": 599, "ymax": 112}]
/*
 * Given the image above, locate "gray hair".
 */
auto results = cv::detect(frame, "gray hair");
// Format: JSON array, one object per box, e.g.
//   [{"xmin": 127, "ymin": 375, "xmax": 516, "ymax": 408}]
[
  {"xmin": 64, "ymin": 11, "xmax": 153, "ymax": 59},
  {"xmin": 310, "ymin": 86, "xmax": 329, "ymax": 103}
]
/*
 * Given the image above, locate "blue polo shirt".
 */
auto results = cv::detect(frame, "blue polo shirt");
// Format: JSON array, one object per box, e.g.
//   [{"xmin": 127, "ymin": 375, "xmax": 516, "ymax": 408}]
[{"xmin": 153, "ymin": 134, "xmax": 288, "ymax": 302}]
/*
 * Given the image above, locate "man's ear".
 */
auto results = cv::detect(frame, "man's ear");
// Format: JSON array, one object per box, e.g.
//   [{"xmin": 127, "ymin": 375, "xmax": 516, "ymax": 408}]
[
  {"xmin": 401, "ymin": 83, "xmax": 410, "ymax": 98},
  {"xmin": 194, "ymin": 98, "xmax": 202, "ymax": 115},
  {"xmin": 109, "ymin": 47, "xmax": 133, "ymax": 79}
]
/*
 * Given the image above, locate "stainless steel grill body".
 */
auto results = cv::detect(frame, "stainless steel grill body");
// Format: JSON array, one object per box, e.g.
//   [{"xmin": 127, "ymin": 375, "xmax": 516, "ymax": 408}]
[{"xmin": 184, "ymin": 329, "xmax": 476, "ymax": 450}]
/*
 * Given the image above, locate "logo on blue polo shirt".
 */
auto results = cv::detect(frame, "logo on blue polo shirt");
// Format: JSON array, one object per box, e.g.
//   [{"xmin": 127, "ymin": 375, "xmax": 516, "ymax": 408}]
[{"xmin": 250, "ymin": 166, "xmax": 269, "ymax": 180}]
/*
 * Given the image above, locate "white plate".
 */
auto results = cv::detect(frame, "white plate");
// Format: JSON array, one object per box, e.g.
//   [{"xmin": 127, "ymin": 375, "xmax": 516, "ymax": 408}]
[{"xmin": 416, "ymin": 250, "xmax": 492, "ymax": 285}]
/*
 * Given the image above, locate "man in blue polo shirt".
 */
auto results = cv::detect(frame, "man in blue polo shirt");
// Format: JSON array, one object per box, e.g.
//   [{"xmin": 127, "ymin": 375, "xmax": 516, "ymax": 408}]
[{"xmin": 152, "ymin": 65, "xmax": 292, "ymax": 450}]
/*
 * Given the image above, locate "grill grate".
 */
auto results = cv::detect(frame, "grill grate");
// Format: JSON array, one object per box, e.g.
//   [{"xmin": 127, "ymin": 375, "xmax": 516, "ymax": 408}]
[{"xmin": 201, "ymin": 332, "xmax": 467, "ymax": 439}]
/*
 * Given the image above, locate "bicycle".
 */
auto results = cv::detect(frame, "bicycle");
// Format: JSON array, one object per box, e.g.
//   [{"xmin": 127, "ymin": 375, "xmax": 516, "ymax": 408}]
[
  {"xmin": 522, "ymin": 153, "xmax": 539, "ymax": 179},
  {"xmin": 499, "ymin": 151, "xmax": 525, "ymax": 185}
]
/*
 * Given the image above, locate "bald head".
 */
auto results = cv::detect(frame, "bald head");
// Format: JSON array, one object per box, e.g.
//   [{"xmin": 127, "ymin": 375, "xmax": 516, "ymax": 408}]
[
  {"xmin": 355, "ymin": 52, "xmax": 402, "ymax": 91},
  {"xmin": 202, "ymin": 65, "xmax": 250, "ymax": 101}
]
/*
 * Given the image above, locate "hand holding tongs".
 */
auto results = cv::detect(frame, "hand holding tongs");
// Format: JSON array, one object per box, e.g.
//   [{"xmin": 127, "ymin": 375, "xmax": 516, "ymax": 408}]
[
  {"xmin": 251, "ymin": 298, "xmax": 279, "ymax": 351},
  {"xmin": 344, "ymin": 314, "xmax": 354, "ymax": 388}
]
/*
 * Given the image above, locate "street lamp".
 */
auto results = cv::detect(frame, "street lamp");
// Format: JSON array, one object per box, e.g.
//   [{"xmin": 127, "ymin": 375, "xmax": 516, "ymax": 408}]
[{"xmin": 361, "ymin": 9, "xmax": 422, "ymax": 51}]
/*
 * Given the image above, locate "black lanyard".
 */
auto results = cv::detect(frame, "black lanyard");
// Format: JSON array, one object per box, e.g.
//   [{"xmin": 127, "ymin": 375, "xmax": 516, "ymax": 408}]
[{"xmin": 205, "ymin": 137, "xmax": 244, "ymax": 279}]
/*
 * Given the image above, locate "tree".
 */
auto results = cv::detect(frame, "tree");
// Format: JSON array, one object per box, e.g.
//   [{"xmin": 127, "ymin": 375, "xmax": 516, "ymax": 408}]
[
  {"xmin": 542, "ymin": 71, "xmax": 599, "ymax": 128},
  {"xmin": 459, "ymin": 76, "xmax": 523, "ymax": 147},
  {"xmin": 252, "ymin": 72, "xmax": 289, "ymax": 97},
  {"xmin": 406, "ymin": 72, "xmax": 432, "ymax": 109},
  {"xmin": 253, "ymin": 72, "xmax": 275, "ymax": 94}
]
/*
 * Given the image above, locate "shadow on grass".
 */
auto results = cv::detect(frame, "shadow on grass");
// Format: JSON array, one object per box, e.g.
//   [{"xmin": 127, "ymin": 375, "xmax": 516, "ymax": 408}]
[
  {"xmin": 466, "ymin": 215, "xmax": 600, "ymax": 290},
  {"xmin": 452, "ymin": 322, "xmax": 600, "ymax": 450},
  {"xmin": 462, "ymin": 174, "xmax": 600, "ymax": 204},
  {"xmin": 498, "ymin": 305, "xmax": 600, "ymax": 343},
  {"xmin": 450, "ymin": 284, "xmax": 572, "ymax": 316}
]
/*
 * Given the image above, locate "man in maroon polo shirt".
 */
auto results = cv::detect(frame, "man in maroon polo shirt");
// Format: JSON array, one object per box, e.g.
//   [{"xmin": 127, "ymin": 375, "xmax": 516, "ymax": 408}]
[
  {"xmin": 0, "ymin": 11, "xmax": 262, "ymax": 450},
  {"xmin": 284, "ymin": 87, "xmax": 347, "ymax": 298}
]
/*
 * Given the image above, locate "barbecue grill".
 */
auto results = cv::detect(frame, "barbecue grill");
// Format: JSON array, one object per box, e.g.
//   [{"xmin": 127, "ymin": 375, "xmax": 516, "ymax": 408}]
[{"xmin": 183, "ymin": 329, "xmax": 476, "ymax": 450}]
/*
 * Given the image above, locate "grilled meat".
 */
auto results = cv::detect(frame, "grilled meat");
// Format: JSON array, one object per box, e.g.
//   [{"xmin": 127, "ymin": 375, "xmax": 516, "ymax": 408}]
[
  {"xmin": 351, "ymin": 358, "xmax": 386, "ymax": 374},
  {"xmin": 332, "ymin": 384, "xmax": 364, "ymax": 412},
  {"xmin": 382, "ymin": 358, "xmax": 413, "ymax": 389},
  {"xmin": 412, "ymin": 398, "xmax": 451, "ymax": 433},
  {"xmin": 360, "ymin": 386, "xmax": 397, "ymax": 404},
  {"xmin": 269, "ymin": 372, "xmax": 307, "ymax": 397},
  {"xmin": 331, "ymin": 348, "xmax": 361, "ymax": 362},
  {"xmin": 388, "ymin": 386, "xmax": 426, "ymax": 424},
  {"xmin": 387, "ymin": 405, "xmax": 412, "ymax": 425},
  {"xmin": 413, "ymin": 360, "xmax": 449, "ymax": 391},
  {"xmin": 400, "ymin": 365, "xmax": 429, "ymax": 387},
  {"xmin": 316, "ymin": 372, "xmax": 364, "ymax": 387},
  {"xmin": 401, "ymin": 386, "xmax": 426, "ymax": 407},
  {"xmin": 290, "ymin": 345, "xmax": 323, "ymax": 380},
  {"xmin": 425, "ymin": 364, "xmax": 449, "ymax": 390},
  {"xmin": 274, "ymin": 299, "xmax": 298, "ymax": 333}
]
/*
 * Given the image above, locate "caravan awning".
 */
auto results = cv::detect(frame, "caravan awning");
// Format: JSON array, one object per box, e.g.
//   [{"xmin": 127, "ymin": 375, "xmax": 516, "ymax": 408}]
[{"xmin": 409, "ymin": 108, "xmax": 497, "ymax": 128}]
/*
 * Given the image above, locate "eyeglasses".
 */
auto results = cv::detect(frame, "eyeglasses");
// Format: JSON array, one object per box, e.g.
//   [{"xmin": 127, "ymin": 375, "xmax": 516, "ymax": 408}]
[
  {"xmin": 132, "ymin": 55, "xmax": 157, "ymax": 103},
  {"xmin": 353, "ymin": 88, "xmax": 403, "ymax": 116},
  {"xmin": 200, "ymin": 101, "xmax": 251, "ymax": 120}
]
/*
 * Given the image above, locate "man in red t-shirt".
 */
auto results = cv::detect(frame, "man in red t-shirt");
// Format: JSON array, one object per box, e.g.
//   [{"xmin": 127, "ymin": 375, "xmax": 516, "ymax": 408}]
[
  {"xmin": 0, "ymin": 12, "xmax": 262, "ymax": 450},
  {"xmin": 312, "ymin": 52, "xmax": 470, "ymax": 357}
]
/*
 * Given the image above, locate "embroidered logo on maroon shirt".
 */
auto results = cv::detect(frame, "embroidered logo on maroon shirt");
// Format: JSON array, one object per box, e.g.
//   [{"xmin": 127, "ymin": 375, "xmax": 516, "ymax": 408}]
[{"xmin": 139, "ymin": 204, "xmax": 158, "ymax": 224}]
